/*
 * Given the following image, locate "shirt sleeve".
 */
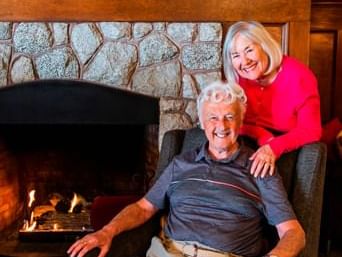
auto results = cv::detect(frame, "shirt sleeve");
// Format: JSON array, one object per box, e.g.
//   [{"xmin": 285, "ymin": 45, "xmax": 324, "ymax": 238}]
[
  {"xmin": 268, "ymin": 74, "xmax": 322, "ymax": 157},
  {"xmin": 256, "ymin": 172, "xmax": 296, "ymax": 226},
  {"xmin": 144, "ymin": 160, "xmax": 174, "ymax": 210}
]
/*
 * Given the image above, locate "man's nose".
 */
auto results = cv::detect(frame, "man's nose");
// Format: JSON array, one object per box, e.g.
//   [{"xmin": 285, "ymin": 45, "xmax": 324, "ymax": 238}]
[{"xmin": 216, "ymin": 119, "xmax": 229, "ymax": 129}]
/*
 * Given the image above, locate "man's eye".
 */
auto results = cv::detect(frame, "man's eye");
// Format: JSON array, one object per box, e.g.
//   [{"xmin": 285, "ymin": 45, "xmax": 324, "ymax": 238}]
[
  {"xmin": 225, "ymin": 115, "xmax": 234, "ymax": 121},
  {"xmin": 246, "ymin": 48, "xmax": 253, "ymax": 53},
  {"xmin": 209, "ymin": 116, "xmax": 218, "ymax": 121},
  {"xmin": 231, "ymin": 54, "xmax": 239, "ymax": 59}
]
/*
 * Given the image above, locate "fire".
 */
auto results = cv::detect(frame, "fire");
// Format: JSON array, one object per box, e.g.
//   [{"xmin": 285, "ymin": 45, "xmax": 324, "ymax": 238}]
[
  {"xmin": 22, "ymin": 209, "xmax": 37, "ymax": 231},
  {"xmin": 22, "ymin": 189, "xmax": 37, "ymax": 231},
  {"xmin": 21, "ymin": 190, "xmax": 85, "ymax": 232},
  {"xmin": 68, "ymin": 192, "xmax": 81, "ymax": 213},
  {"xmin": 28, "ymin": 189, "xmax": 36, "ymax": 208}
]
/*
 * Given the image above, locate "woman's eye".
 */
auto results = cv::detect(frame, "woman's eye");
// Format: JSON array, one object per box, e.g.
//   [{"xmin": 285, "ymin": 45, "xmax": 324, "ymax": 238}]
[{"xmin": 231, "ymin": 54, "xmax": 239, "ymax": 59}]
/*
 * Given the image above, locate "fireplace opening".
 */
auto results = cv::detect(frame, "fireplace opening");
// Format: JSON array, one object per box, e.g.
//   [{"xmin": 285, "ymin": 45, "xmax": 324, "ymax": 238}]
[{"xmin": 0, "ymin": 80, "xmax": 159, "ymax": 256}]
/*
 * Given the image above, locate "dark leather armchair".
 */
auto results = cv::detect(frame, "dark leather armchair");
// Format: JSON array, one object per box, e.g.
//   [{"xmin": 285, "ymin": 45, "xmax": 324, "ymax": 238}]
[{"xmin": 90, "ymin": 127, "xmax": 327, "ymax": 257}]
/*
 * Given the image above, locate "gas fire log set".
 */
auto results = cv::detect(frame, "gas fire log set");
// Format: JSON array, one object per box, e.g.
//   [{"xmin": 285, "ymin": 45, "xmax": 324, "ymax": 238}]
[{"xmin": 20, "ymin": 190, "xmax": 93, "ymax": 241}]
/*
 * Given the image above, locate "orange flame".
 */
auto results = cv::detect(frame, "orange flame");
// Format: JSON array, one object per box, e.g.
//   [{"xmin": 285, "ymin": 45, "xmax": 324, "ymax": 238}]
[
  {"xmin": 22, "ymin": 212, "xmax": 37, "ymax": 231},
  {"xmin": 22, "ymin": 189, "xmax": 37, "ymax": 231},
  {"xmin": 26, "ymin": 221, "xmax": 37, "ymax": 231},
  {"xmin": 28, "ymin": 190, "xmax": 36, "ymax": 208},
  {"xmin": 68, "ymin": 193, "xmax": 80, "ymax": 213}
]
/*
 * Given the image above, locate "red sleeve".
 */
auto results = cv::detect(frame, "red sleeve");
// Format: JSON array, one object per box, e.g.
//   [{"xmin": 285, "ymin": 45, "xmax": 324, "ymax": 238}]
[
  {"xmin": 268, "ymin": 77, "xmax": 322, "ymax": 157},
  {"xmin": 240, "ymin": 124, "xmax": 274, "ymax": 145}
]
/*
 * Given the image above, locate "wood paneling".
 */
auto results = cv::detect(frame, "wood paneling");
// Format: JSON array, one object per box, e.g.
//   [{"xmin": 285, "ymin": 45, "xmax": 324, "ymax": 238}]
[
  {"xmin": 335, "ymin": 30, "xmax": 342, "ymax": 119},
  {"xmin": 309, "ymin": 32, "xmax": 335, "ymax": 123},
  {"xmin": 266, "ymin": 24, "xmax": 287, "ymax": 53},
  {"xmin": 311, "ymin": 3, "xmax": 342, "ymax": 30},
  {"xmin": 289, "ymin": 22, "xmax": 311, "ymax": 64},
  {"xmin": 0, "ymin": 0, "xmax": 310, "ymax": 22},
  {"xmin": 310, "ymin": 2, "xmax": 342, "ymax": 121}
]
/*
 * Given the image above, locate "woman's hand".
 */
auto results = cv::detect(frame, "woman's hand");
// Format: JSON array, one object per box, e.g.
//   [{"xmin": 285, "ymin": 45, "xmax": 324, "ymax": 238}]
[
  {"xmin": 67, "ymin": 228, "xmax": 113, "ymax": 257},
  {"xmin": 249, "ymin": 144, "xmax": 276, "ymax": 178}
]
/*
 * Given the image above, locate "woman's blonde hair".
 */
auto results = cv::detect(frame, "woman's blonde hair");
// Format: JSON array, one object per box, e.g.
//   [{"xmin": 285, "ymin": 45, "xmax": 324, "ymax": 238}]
[{"xmin": 223, "ymin": 21, "xmax": 283, "ymax": 84}]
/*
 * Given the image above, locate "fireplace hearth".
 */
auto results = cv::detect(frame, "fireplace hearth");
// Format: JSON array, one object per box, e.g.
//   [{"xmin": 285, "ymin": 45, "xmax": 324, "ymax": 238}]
[{"xmin": 0, "ymin": 79, "xmax": 160, "ymax": 256}]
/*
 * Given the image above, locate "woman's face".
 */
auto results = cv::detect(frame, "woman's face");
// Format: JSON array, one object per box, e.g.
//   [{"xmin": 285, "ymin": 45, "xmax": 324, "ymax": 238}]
[{"xmin": 230, "ymin": 34, "xmax": 269, "ymax": 81}]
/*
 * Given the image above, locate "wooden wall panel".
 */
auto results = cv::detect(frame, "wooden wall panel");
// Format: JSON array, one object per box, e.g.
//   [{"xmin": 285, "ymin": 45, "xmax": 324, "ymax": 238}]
[
  {"xmin": 289, "ymin": 22, "xmax": 311, "ymax": 64},
  {"xmin": 335, "ymin": 30, "xmax": 342, "ymax": 119},
  {"xmin": 266, "ymin": 24, "xmax": 287, "ymax": 53},
  {"xmin": 309, "ymin": 32, "xmax": 335, "ymax": 123},
  {"xmin": 310, "ymin": 2, "xmax": 342, "ymax": 121}
]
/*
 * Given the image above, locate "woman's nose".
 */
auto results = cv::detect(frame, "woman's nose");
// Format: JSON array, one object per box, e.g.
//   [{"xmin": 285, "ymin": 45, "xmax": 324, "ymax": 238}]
[{"xmin": 240, "ymin": 54, "xmax": 250, "ymax": 65}]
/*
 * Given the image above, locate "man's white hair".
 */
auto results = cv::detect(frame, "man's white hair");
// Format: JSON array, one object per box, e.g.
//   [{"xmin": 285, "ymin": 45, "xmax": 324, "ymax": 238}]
[{"xmin": 197, "ymin": 80, "xmax": 247, "ymax": 128}]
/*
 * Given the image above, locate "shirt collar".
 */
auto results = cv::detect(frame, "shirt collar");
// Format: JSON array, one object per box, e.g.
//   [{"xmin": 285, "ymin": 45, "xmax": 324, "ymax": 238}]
[{"xmin": 195, "ymin": 139, "xmax": 250, "ymax": 168}]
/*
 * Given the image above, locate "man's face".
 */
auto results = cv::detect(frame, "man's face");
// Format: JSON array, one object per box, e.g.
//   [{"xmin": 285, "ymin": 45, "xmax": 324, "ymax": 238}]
[{"xmin": 201, "ymin": 100, "xmax": 242, "ymax": 159}]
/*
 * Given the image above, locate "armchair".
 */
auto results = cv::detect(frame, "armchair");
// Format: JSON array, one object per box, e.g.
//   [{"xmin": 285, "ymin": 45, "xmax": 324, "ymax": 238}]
[{"xmin": 89, "ymin": 127, "xmax": 327, "ymax": 257}]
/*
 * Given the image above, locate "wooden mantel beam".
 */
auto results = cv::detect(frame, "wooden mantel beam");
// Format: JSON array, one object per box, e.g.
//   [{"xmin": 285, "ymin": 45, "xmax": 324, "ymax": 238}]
[{"xmin": 0, "ymin": 0, "xmax": 310, "ymax": 22}]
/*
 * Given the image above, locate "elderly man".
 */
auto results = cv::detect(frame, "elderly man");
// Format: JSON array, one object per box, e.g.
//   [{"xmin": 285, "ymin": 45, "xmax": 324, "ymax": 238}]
[{"xmin": 68, "ymin": 81, "xmax": 305, "ymax": 257}]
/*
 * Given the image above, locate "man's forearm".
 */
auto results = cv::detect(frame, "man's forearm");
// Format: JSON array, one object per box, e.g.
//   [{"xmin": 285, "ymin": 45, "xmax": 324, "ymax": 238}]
[
  {"xmin": 268, "ymin": 228, "xmax": 305, "ymax": 257},
  {"xmin": 101, "ymin": 200, "xmax": 157, "ymax": 240}
]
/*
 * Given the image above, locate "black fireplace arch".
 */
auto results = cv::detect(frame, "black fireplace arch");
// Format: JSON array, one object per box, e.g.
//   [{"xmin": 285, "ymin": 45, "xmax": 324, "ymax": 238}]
[{"xmin": 0, "ymin": 79, "xmax": 159, "ymax": 125}]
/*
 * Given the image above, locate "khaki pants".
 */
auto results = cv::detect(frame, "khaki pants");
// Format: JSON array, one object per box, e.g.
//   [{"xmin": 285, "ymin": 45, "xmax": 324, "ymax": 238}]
[{"xmin": 146, "ymin": 236, "xmax": 243, "ymax": 257}]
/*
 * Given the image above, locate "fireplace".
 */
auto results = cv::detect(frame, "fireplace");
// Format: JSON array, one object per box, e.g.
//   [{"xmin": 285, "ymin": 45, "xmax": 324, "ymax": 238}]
[{"xmin": 0, "ymin": 79, "xmax": 159, "ymax": 256}]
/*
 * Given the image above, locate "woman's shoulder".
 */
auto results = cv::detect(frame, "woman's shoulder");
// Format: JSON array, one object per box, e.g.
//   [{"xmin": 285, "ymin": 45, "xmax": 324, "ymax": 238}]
[
  {"xmin": 281, "ymin": 55, "xmax": 317, "ymax": 85},
  {"xmin": 282, "ymin": 56, "xmax": 315, "ymax": 77}
]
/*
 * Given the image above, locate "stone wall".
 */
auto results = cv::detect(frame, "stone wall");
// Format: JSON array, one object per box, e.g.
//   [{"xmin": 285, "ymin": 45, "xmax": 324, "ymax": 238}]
[{"xmin": 0, "ymin": 21, "xmax": 223, "ymax": 140}]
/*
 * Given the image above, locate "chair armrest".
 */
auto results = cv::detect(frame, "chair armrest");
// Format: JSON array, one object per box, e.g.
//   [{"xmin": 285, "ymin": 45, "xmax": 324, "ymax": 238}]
[{"xmin": 291, "ymin": 142, "xmax": 327, "ymax": 257}]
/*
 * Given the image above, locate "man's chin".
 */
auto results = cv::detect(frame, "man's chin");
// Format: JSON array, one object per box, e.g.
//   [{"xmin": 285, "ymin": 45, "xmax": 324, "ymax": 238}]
[{"xmin": 212, "ymin": 144, "xmax": 231, "ymax": 153}]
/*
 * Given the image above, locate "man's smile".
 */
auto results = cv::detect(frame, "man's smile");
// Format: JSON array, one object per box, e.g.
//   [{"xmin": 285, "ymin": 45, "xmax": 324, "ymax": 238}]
[{"xmin": 214, "ymin": 130, "xmax": 231, "ymax": 138}]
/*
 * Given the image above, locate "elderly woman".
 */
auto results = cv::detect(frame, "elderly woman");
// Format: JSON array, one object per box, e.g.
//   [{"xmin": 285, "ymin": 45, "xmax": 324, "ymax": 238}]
[{"xmin": 223, "ymin": 21, "xmax": 322, "ymax": 177}]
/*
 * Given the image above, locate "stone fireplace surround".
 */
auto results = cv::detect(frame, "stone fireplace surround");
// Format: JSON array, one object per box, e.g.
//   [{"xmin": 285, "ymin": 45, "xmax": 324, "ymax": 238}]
[{"xmin": 0, "ymin": 79, "xmax": 160, "ymax": 256}]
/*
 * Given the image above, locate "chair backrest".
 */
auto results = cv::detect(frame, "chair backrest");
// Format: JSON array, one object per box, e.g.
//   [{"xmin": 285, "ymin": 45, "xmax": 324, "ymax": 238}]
[{"xmin": 156, "ymin": 127, "xmax": 327, "ymax": 257}]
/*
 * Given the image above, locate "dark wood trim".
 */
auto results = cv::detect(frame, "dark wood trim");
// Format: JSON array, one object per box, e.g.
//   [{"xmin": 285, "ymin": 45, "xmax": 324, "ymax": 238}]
[
  {"xmin": 289, "ymin": 21, "xmax": 311, "ymax": 64},
  {"xmin": 334, "ymin": 30, "xmax": 342, "ymax": 118},
  {"xmin": 311, "ymin": 3, "xmax": 342, "ymax": 29},
  {"xmin": 310, "ymin": 2, "xmax": 342, "ymax": 120},
  {"xmin": 0, "ymin": 0, "xmax": 310, "ymax": 22}
]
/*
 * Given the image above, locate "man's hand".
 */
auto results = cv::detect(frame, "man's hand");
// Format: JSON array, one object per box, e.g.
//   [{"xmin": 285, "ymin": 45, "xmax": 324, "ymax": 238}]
[
  {"xmin": 249, "ymin": 144, "xmax": 276, "ymax": 178},
  {"xmin": 67, "ymin": 228, "xmax": 113, "ymax": 257},
  {"xmin": 67, "ymin": 198, "xmax": 157, "ymax": 257}
]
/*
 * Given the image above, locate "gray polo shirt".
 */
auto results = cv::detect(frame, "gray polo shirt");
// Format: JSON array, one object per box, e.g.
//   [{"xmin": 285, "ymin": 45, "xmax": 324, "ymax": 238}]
[{"xmin": 145, "ymin": 142, "xmax": 296, "ymax": 257}]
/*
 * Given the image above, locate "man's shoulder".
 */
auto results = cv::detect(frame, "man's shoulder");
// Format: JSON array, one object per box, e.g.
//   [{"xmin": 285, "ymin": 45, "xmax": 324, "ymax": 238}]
[{"xmin": 169, "ymin": 146, "xmax": 201, "ymax": 166}]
